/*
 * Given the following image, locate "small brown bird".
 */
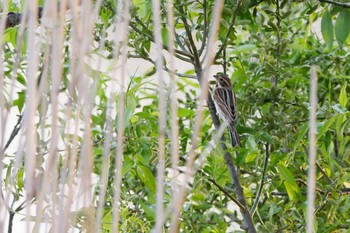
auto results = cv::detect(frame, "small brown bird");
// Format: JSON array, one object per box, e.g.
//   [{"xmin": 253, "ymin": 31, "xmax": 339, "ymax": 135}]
[{"xmin": 212, "ymin": 73, "xmax": 241, "ymax": 147}]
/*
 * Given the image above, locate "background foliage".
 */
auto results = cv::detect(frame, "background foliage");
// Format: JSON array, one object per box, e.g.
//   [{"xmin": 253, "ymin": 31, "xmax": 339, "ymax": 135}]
[{"xmin": 1, "ymin": 0, "xmax": 350, "ymax": 232}]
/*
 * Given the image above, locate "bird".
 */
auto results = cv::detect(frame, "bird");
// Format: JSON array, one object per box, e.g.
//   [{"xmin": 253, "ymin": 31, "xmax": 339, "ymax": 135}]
[{"xmin": 212, "ymin": 73, "xmax": 241, "ymax": 147}]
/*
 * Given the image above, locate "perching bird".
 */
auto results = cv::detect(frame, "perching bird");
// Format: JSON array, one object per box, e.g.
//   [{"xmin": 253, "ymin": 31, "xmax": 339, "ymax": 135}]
[{"xmin": 212, "ymin": 73, "xmax": 241, "ymax": 147}]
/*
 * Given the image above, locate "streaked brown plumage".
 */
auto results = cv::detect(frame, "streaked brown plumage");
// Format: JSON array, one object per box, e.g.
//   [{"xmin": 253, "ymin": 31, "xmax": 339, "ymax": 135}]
[{"xmin": 212, "ymin": 73, "xmax": 241, "ymax": 147}]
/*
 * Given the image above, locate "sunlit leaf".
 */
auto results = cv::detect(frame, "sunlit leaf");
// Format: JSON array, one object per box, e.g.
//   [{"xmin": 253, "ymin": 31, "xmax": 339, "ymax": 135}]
[
  {"xmin": 321, "ymin": 10, "xmax": 334, "ymax": 50},
  {"xmin": 137, "ymin": 165, "xmax": 156, "ymax": 193},
  {"xmin": 335, "ymin": 9, "xmax": 350, "ymax": 47},
  {"xmin": 339, "ymin": 83, "xmax": 347, "ymax": 108}
]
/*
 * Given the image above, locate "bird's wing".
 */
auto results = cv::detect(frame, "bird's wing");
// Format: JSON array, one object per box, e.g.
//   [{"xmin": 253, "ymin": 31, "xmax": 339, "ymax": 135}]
[{"xmin": 213, "ymin": 87, "xmax": 237, "ymax": 123}]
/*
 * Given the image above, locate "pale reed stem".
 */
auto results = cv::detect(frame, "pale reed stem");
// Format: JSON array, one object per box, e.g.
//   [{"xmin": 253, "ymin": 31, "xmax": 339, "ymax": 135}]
[
  {"xmin": 306, "ymin": 65, "xmax": 317, "ymax": 233},
  {"xmin": 0, "ymin": 1, "xmax": 12, "ymax": 231},
  {"xmin": 167, "ymin": 0, "xmax": 180, "ymax": 203},
  {"xmin": 152, "ymin": 0, "xmax": 167, "ymax": 232},
  {"xmin": 22, "ymin": 0, "xmax": 40, "ymax": 232},
  {"xmin": 112, "ymin": 0, "xmax": 130, "ymax": 232}
]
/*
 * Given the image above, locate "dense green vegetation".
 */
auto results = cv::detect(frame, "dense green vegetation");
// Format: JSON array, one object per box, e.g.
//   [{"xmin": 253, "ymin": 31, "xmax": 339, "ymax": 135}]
[{"xmin": 1, "ymin": 0, "xmax": 350, "ymax": 232}]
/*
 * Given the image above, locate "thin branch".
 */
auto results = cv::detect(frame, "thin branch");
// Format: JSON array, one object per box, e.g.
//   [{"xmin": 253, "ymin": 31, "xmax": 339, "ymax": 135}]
[
  {"xmin": 222, "ymin": 47, "xmax": 227, "ymax": 74},
  {"xmin": 175, "ymin": 34, "xmax": 190, "ymax": 54},
  {"xmin": 250, "ymin": 143, "xmax": 270, "ymax": 216},
  {"xmin": 8, "ymin": 199, "xmax": 26, "ymax": 233},
  {"xmin": 316, "ymin": 162, "xmax": 333, "ymax": 184},
  {"xmin": 270, "ymin": 188, "xmax": 350, "ymax": 196},
  {"xmin": 319, "ymin": 0, "xmax": 350, "ymax": 8},
  {"xmin": 198, "ymin": 0, "xmax": 208, "ymax": 56},
  {"xmin": 129, "ymin": 22, "xmax": 192, "ymax": 62},
  {"xmin": 130, "ymin": 18, "xmax": 193, "ymax": 59},
  {"xmin": 214, "ymin": 0, "xmax": 241, "ymax": 61},
  {"xmin": 3, "ymin": 115, "xmax": 22, "ymax": 152},
  {"xmin": 272, "ymin": 0, "xmax": 281, "ymax": 87},
  {"xmin": 176, "ymin": 1, "xmax": 201, "ymax": 66},
  {"xmin": 207, "ymin": 178, "xmax": 246, "ymax": 211},
  {"xmin": 127, "ymin": 54, "xmax": 196, "ymax": 79}
]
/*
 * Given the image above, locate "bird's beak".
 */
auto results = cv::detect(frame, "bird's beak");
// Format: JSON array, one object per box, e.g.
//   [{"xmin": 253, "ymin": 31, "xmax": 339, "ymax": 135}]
[{"xmin": 213, "ymin": 74, "xmax": 218, "ymax": 79}]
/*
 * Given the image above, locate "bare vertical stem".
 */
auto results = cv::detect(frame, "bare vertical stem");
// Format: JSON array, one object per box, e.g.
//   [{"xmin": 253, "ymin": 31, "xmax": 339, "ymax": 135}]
[
  {"xmin": 112, "ymin": 0, "xmax": 130, "ymax": 232},
  {"xmin": 23, "ymin": 1, "xmax": 40, "ymax": 232},
  {"xmin": 307, "ymin": 65, "xmax": 317, "ymax": 233},
  {"xmin": 0, "ymin": 1, "xmax": 12, "ymax": 230},
  {"xmin": 167, "ymin": 0, "xmax": 180, "ymax": 205},
  {"xmin": 152, "ymin": 0, "xmax": 167, "ymax": 232}
]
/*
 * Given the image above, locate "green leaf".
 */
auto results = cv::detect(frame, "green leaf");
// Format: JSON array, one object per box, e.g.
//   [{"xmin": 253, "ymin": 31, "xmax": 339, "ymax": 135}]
[
  {"xmin": 133, "ymin": 0, "xmax": 151, "ymax": 19},
  {"xmin": 317, "ymin": 115, "xmax": 337, "ymax": 140},
  {"xmin": 3, "ymin": 27, "xmax": 17, "ymax": 47},
  {"xmin": 339, "ymin": 83, "xmax": 347, "ymax": 108},
  {"xmin": 335, "ymin": 9, "xmax": 350, "ymax": 47},
  {"xmin": 232, "ymin": 44, "xmax": 257, "ymax": 53},
  {"xmin": 335, "ymin": 114, "xmax": 346, "ymax": 142},
  {"xmin": 161, "ymin": 27, "xmax": 168, "ymax": 46},
  {"xmin": 177, "ymin": 108, "xmax": 195, "ymax": 117},
  {"xmin": 277, "ymin": 163, "xmax": 297, "ymax": 187},
  {"xmin": 13, "ymin": 91, "xmax": 25, "ymax": 112},
  {"xmin": 136, "ymin": 165, "xmax": 156, "ymax": 193},
  {"xmin": 321, "ymin": 10, "xmax": 334, "ymax": 50},
  {"xmin": 293, "ymin": 124, "xmax": 308, "ymax": 153}
]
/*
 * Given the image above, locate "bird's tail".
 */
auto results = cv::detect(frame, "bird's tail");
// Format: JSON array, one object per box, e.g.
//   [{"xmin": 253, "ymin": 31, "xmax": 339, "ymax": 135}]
[{"xmin": 229, "ymin": 124, "xmax": 241, "ymax": 147}]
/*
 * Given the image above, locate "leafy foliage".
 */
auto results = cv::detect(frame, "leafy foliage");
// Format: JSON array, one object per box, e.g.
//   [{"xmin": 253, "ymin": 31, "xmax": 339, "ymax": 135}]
[{"xmin": 2, "ymin": 0, "xmax": 350, "ymax": 232}]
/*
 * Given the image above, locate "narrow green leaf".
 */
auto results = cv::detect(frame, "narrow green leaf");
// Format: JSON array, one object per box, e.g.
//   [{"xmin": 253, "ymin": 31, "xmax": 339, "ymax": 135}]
[
  {"xmin": 284, "ymin": 182, "xmax": 297, "ymax": 200},
  {"xmin": 161, "ymin": 27, "xmax": 168, "ymax": 46},
  {"xmin": 177, "ymin": 108, "xmax": 195, "ymax": 117},
  {"xmin": 339, "ymin": 83, "xmax": 348, "ymax": 108},
  {"xmin": 137, "ymin": 165, "xmax": 156, "ymax": 193},
  {"xmin": 321, "ymin": 10, "xmax": 334, "ymax": 50},
  {"xmin": 232, "ymin": 44, "xmax": 257, "ymax": 53},
  {"xmin": 335, "ymin": 114, "xmax": 346, "ymax": 142},
  {"xmin": 317, "ymin": 115, "xmax": 337, "ymax": 140},
  {"xmin": 277, "ymin": 163, "xmax": 297, "ymax": 187},
  {"xmin": 293, "ymin": 124, "xmax": 308, "ymax": 153},
  {"xmin": 335, "ymin": 9, "xmax": 350, "ymax": 47}
]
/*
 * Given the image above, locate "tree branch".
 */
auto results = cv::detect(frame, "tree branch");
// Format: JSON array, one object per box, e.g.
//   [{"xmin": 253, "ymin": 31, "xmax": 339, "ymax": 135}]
[
  {"xmin": 176, "ymin": 1, "xmax": 201, "ymax": 68},
  {"xmin": 207, "ymin": 93, "xmax": 256, "ymax": 232},
  {"xmin": 319, "ymin": 0, "xmax": 350, "ymax": 8},
  {"xmin": 198, "ymin": 0, "xmax": 208, "ymax": 57},
  {"xmin": 3, "ymin": 115, "xmax": 23, "ymax": 152},
  {"xmin": 207, "ymin": 178, "xmax": 246, "ymax": 210},
  {"xmin": 214, "ymin": 0, "xmax": 241, "ymax": 61},
  {"xmin": 131, "ymin": 16, "xmax": 194, "ymax": 59},
  {"xmin": 250, "ymin": 143, "xmax": 270, "ymax": 216}
]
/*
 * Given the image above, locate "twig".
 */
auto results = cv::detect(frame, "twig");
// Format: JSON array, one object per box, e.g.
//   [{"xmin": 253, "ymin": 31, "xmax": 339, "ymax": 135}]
[
  {"xmin": 198, "ymin": 0, "xmax": 208, "ymax": 56},
  {"xmin": 250, "ymin": 143, "xmax": 270, "ymax": 216},
  {"xmin": 207, "ymin": 178, "xmax": 246, "ymax": 210},
  {"xmin": 222, "ymin": 47, "xmax": 227, "ymax": 74},
  {"xmin": 8, "ymin": 200, "xmax": 26, "ymax": 233},
  {"xmin": 130, "ymin": 17, "xmax": 193, "ymax": 59},
  {"xmin": 3, "ymin": 115, "xmax": 22, "ymax": 152},
  {"xmin": 273, "ymin": 0, "xmax": 281, "ymax": 87},
  {"xmin": 271, "ymin": 188, "xmax": 350, "ymax": 196},
  {"xmin": 127, "ymin": 54, "xmax": 197, "ymax": 79},
  {"xmin": 316, "ymin": 162, "xmax": 333, "ymax": 184},
  {"xmin": 176, "ymin": 1, "xmax": 201, "ymax": 67},
  {"xmin": 214, "ymin": 0, "xmax": 241, "ymax": 61},
  {"xmin": 319, "ymin": 0, "xmax": 350, "ymax": 8}
]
